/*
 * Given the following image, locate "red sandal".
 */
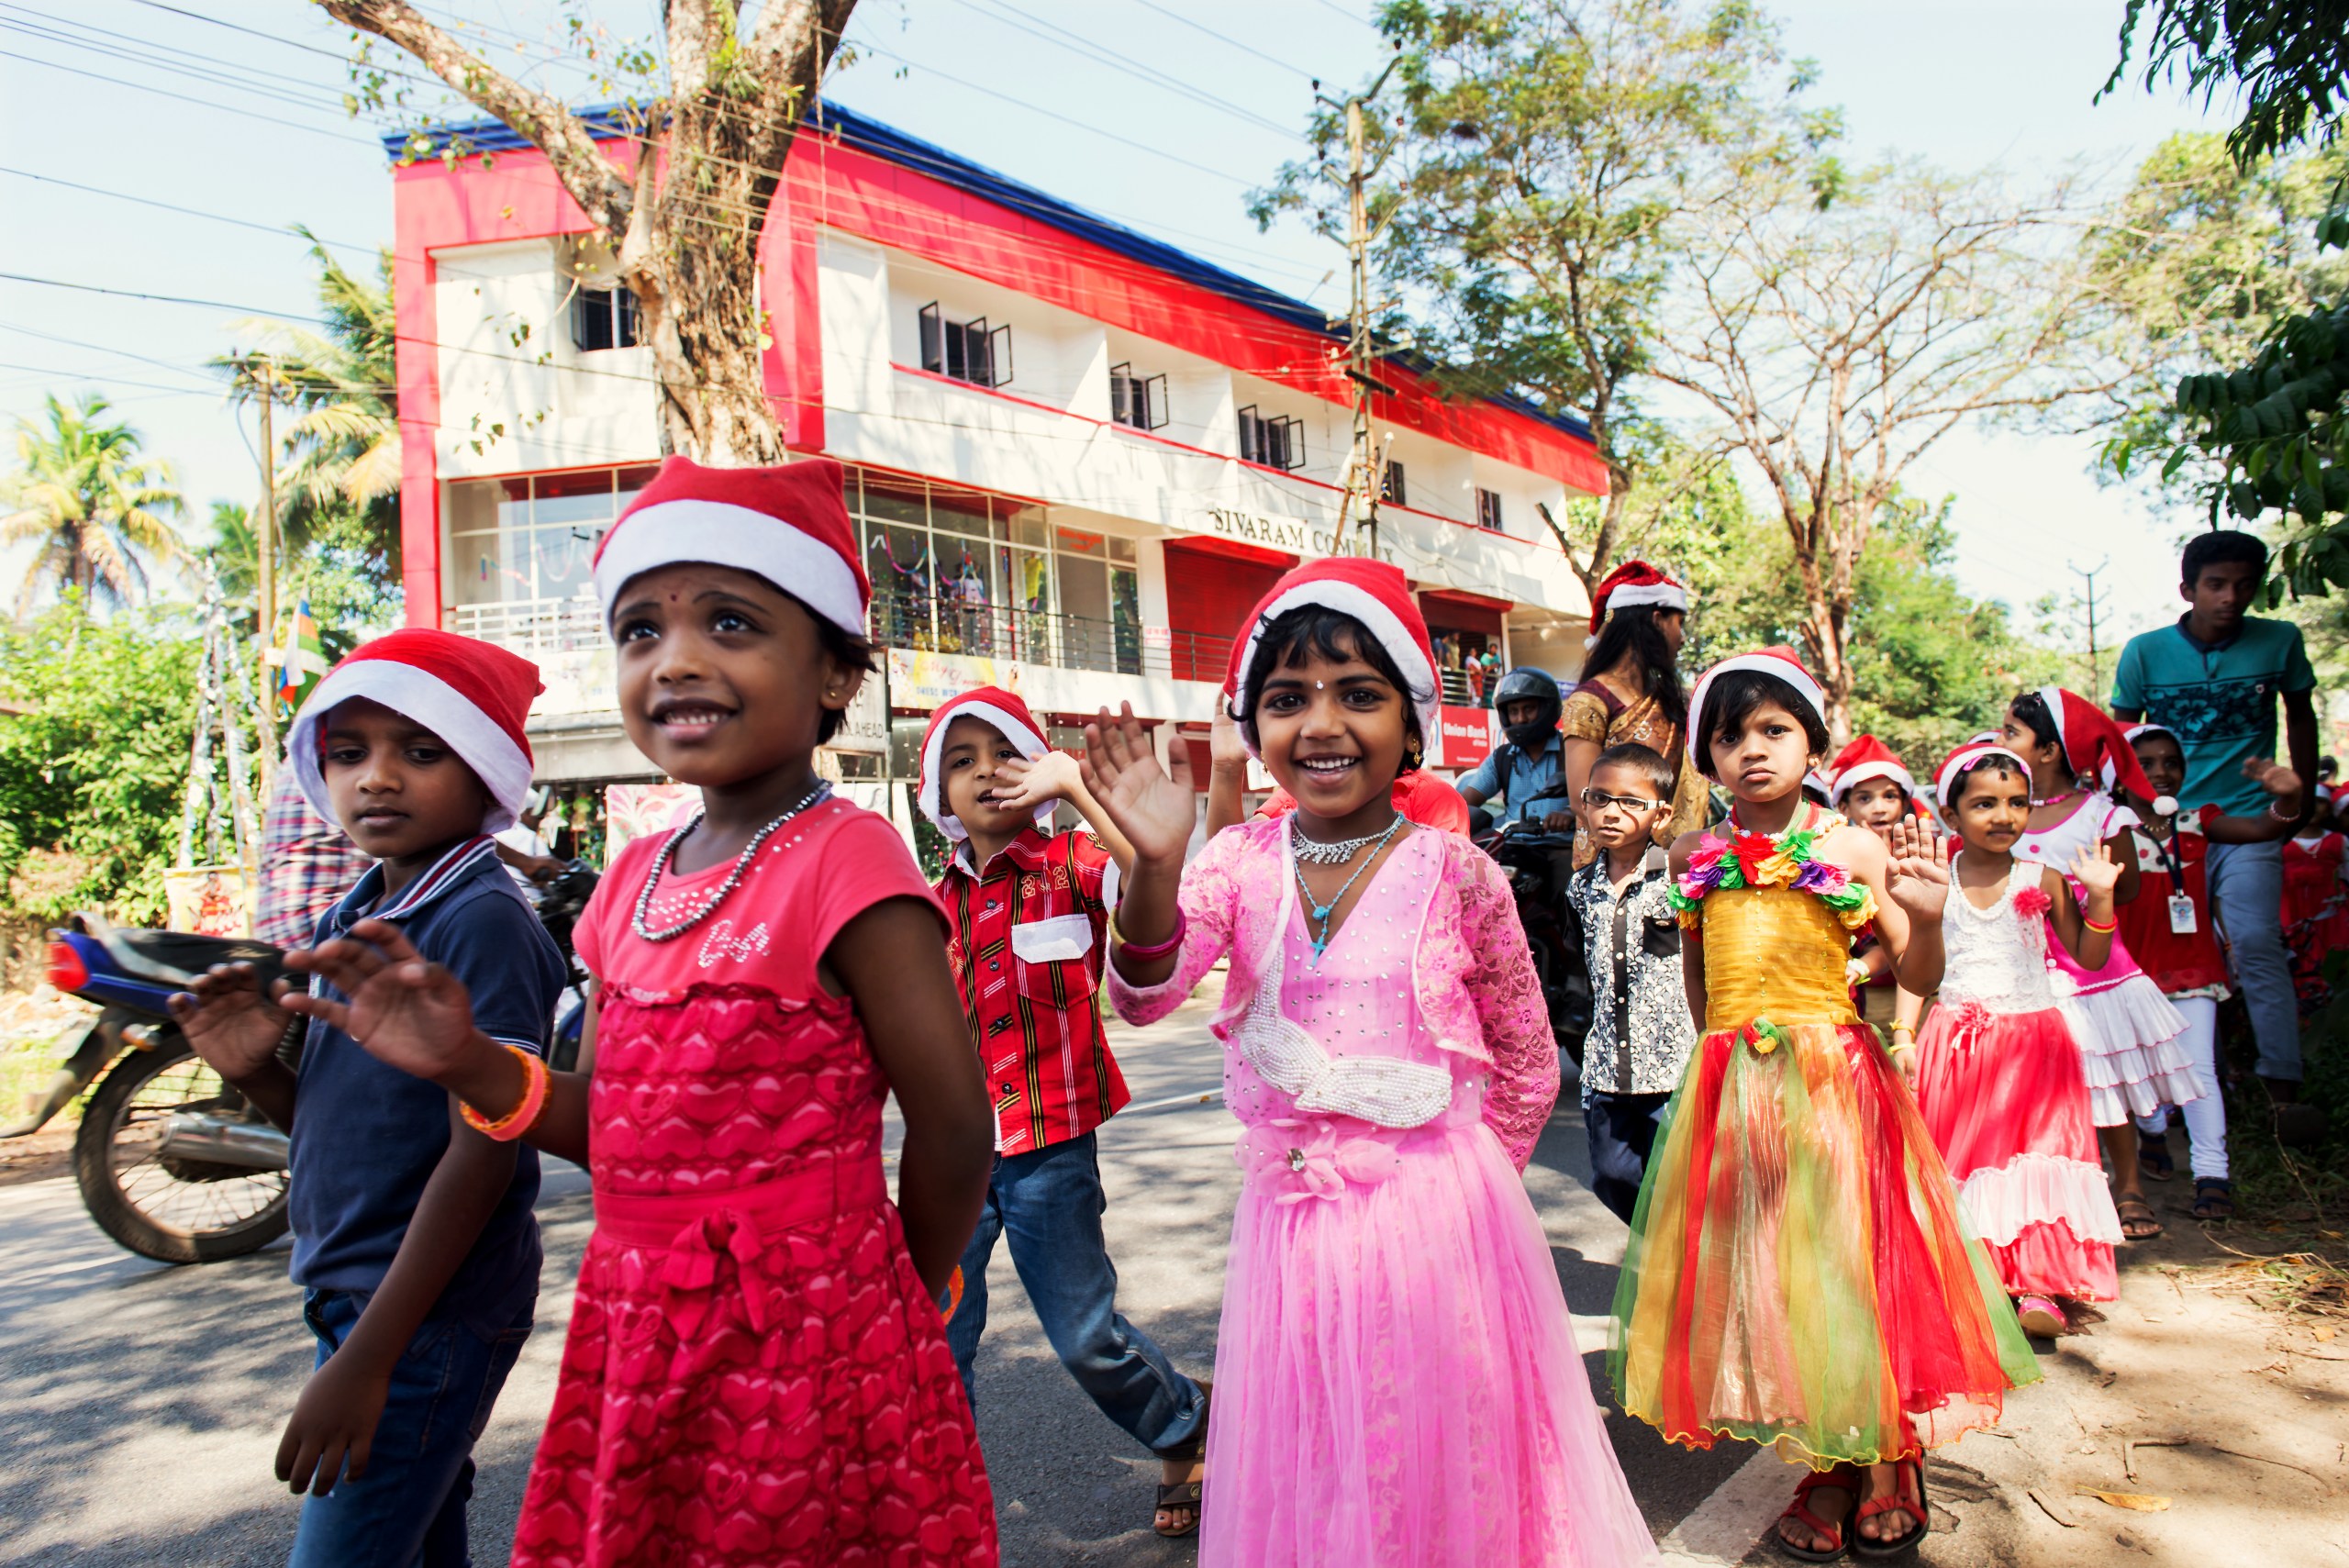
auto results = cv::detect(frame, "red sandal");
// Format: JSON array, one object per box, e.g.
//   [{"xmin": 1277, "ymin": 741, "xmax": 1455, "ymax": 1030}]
[
  {"xmin": 1775, "ymin": 1465, "xmax": 1858, "ymax": 1562},
  {"xmin": 1852, "ymin": 1456, "xmax": 1928, "ymax": 1560}
]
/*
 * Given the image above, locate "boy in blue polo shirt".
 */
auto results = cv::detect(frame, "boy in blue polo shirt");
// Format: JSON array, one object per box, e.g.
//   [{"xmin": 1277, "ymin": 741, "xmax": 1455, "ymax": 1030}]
[
  {"xmin": 2113, "ymin": 528, "xmax": 2321, "ymax": 1129},
  {"xmin": 172, "ymin": 629, "xmax": 563, "ymax": 1567}
]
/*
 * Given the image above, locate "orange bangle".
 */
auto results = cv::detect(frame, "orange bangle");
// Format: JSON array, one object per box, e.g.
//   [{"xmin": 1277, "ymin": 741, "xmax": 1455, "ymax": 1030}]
[{"xmin": 460, "ymin": 1045, "xmax": 550, "ymax": 1140}]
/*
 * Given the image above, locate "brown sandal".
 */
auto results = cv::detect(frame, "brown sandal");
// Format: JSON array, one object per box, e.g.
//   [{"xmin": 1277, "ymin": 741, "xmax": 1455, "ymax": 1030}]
[
  {"xmin": 2116, "ymin": 1195, "xmax": 2163, "ymax": 1240},
  {"xmin": 1153, "ymin": 1379, "xmax": 1210, "ymax": 1539}
]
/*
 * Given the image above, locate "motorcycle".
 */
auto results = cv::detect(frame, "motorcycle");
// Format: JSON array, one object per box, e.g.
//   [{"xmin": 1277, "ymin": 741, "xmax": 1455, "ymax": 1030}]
[
  {"xmin": 1472, "ymin": 782, "xmax": 1593, "ymax": 1073},
  {"xmin": 2, "ymin": 858, "xmax": 601, "ymax": 1264},
  {"xmin": 3, "ymin": 915, "xmax": 296, "ymax": 1263}
]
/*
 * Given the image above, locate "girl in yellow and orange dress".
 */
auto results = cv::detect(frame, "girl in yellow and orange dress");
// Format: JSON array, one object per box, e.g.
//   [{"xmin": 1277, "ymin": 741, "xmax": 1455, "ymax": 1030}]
[{"xmin": 1609, "ymin": 650, "xmax": 2036, "ymax": 1563}]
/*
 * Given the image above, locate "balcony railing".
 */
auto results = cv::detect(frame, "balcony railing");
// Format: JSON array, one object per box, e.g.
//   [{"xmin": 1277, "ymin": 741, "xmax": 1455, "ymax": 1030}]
[{"xmin": 452, "ymin": 593, "xmax": 1239, "ymax": 685}]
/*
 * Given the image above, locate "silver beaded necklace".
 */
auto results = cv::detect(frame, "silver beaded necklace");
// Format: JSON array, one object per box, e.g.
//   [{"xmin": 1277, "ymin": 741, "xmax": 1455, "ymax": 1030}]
[
  {"xmin": 1289, "ymin": 817, "xmax": 1403, "ymax": 866},
  {"xmin": 1290, "ymin": 814, "xmax": 1408, "ymax": 957},
  {"xmin": 631, "ymin": 782, "xmax": 832, "ymax": 942}
]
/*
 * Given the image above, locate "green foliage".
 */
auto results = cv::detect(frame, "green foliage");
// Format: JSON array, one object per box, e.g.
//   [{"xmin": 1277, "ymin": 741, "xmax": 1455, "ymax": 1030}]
[
  {"xmin": 1251, "ymin": 0, "xmax": 1831, "ymax": 582},
  {"xmin": 2104, "ymin": 0, "xmax": 2349, "ymax": 168},
  {"xmin": 1673, "ymin": 494, "xmax": 2067, "ymax": 761},
  {"xmin": 0, "ymin": 600, "xmax": 206, "ymax": 925},
  {"xmin": 0, "ymin": 394, "xmax": 186, "ymax": 615},
  {"xmin": 206, "ymin": 502, "xmax": 401, "ymax": 660}
]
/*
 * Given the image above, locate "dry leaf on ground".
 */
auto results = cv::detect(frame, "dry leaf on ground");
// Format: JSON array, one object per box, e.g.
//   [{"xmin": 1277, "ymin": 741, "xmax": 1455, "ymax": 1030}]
[{"xmin": 2076, "ymin": 1489, "xmax": 2172, "ymax": 1512}]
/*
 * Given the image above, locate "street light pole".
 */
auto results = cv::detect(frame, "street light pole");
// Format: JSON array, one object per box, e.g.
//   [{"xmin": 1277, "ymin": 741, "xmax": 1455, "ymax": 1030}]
[
  {"xmin": 253, "ymin": 358, "xmax": 278, "ymax": 804},
  {"xmin": 1318, "ymin": 52, "xmax": 1400, "ymax": 562}
]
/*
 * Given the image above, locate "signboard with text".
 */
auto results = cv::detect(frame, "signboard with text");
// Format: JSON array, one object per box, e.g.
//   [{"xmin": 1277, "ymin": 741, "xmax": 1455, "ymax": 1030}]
[{"xmin": 1439, "ymin": 705, "xmax": 1496, "ymax": 770}]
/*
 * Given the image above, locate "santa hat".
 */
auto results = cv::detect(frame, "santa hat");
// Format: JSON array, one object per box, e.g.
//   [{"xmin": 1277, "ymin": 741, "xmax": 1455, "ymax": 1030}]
[
  {"xmin": 1803, "ymin": 769, "xmax": 1833, "ymax": 799},
  {"xmin": 1224, "ymin": 559, "xmax": 1442, "ymax": 761},
  {"xmin": 2035, "ymin": 686, "xmax": 2178, "ymax": 817},
  {"xmin": 1685, "ymin": 648, "xmax": 1826, "ymax": 770},
  {"xmin": 1828, "ymin": 734, "xmax": 1914, "ymax": 805},
  {"xmin": 287, "ymin": 628, "xmax": 541, "ymax": 834},
  {"xmin": 591, "ymin": 454, "xmax": 868, "ymax": 638},
  {"xmin": 1933, "ymin": 739, "xmax": 2032, "ymax": 812},
  {"xmin": 916, "ymin": 686, "xmax": 1054, "ymax": 841},
  {"xmin": 1587, "ymin": 560, "xmax": 1687, "ymax": 639}
]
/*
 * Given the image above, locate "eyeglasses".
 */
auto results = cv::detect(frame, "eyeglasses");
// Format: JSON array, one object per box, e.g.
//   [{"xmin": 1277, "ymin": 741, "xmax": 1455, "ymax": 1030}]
[{"xmin": 1579, "ymin": 786, "xmax": 1661, "ymax": 813}]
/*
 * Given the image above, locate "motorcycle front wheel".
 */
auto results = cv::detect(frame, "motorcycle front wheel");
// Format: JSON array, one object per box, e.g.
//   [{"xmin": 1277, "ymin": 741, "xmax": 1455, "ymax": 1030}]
[{"xmin": 72, "ymin": 1040, "xmax": 290, "ymax": 1264}]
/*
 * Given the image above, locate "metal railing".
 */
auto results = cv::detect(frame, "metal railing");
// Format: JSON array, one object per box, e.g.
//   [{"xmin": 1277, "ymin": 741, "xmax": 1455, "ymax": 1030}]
[{"xmin": 454, "ymin": 592, "xmax": 1239, "ymax": 684}]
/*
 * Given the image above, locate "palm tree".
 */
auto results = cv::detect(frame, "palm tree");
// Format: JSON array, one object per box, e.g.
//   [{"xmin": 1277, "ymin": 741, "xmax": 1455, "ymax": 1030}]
[
  {"xmin": 214, "ymin": 228, "xmax": 400, "ymax": 573},
  {"xmin": 2, "ymin": 393, "xmax": 186, "ymax": 614}
]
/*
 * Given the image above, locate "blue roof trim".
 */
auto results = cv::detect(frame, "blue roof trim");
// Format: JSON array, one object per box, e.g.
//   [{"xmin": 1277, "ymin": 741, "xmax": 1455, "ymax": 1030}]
[{"xmin": 383, "ymin": 103, "xmax": 1596, "ymax": 447}]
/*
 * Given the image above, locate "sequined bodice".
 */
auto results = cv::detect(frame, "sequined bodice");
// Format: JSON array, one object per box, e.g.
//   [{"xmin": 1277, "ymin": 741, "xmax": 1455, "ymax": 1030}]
[
  {"xmin": 1940, "ymin": 859, "xmax": 2056, "ymax": 1011},
  {"xmin": 1698, "ymin": 885, "xmax": 1858, "ymax": 1032},
  {"xmin": 587, "ymin": 984, "xmax": 885, "ymax": 1195},
  {"xmin": 1222, "ymin": 829, "xmax": 1478, "ymax": 1133}
]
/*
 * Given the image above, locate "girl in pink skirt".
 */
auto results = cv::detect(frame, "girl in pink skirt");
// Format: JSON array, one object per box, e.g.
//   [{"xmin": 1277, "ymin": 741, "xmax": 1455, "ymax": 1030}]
[
  {"xmin": 1912, "ymin": 742, "xmax": 2126, "ymax": 1338},
  {"xmin": 1088, "ymin": 559, "xmax": 1653, "ymax": 1568}
]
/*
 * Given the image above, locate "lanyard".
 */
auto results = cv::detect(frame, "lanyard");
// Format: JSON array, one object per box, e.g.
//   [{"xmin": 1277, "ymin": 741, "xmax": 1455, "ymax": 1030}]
[{"xmin": 2141, "ymin": 820, "xmax": 2185, "ymax": 886}]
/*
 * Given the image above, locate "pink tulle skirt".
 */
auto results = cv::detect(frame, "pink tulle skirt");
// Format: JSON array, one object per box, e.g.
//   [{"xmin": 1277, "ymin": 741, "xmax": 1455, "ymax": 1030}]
[
  {"xmin": 2044, "ymin": 918, "xmax": 2199, "ymax": 1125},
  {"xmin": 1205, "ymin": 1116, "xmax": 1654, "ymax": 1568},
  {"xmin": 1913, "ymin": 1001, "xmax": 2121, "ymax": 1302}
]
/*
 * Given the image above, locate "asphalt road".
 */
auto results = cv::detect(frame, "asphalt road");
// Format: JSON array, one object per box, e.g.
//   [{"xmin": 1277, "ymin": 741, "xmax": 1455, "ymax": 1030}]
[{"xmin": 0, "ymin": 997, "xmax": 1757, "ymax": 1566}]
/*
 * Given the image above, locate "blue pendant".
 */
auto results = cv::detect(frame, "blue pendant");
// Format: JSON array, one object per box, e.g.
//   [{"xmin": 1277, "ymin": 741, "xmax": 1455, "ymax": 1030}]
[{"xmin": 1309, "ymin": 903, "xmax": 1333, "ymax": 923}]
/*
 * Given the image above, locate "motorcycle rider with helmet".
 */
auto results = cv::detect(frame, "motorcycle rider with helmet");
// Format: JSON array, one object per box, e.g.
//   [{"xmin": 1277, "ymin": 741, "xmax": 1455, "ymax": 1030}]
[{"xmin": 1456, "ymin": 666, "xmax": 1574, "ymax": 831}]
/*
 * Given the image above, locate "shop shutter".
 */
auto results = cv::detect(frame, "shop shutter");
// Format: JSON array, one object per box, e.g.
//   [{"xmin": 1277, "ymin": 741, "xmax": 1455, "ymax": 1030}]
[{"xmin": 1163, "ymin": 539, "xmax": 1295, "ymax": 684}]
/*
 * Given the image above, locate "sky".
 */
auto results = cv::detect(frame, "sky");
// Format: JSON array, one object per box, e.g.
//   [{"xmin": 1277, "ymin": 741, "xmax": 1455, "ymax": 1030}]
[{"xmin": 0, "ymin": 0, "xmax": 2238, "ymax": 650}]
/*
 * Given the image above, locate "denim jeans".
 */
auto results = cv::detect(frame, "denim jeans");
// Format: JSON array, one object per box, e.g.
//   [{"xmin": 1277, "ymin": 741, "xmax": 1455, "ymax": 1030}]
[
  {"xmin": 943, "ymin": 1132, "xmax": 1207, "ymax": 1459},
  {"xmin": 1586, "ymin": 1091, "xmax": 1670, "ymax": 1225},
  {"xmin": 287, "ymin": 1289, "xmax": 534, "ymax": 1568},
  {"xmin": 2208, "ymin": 839, "xmax": 2302, "ymax": 1083}
]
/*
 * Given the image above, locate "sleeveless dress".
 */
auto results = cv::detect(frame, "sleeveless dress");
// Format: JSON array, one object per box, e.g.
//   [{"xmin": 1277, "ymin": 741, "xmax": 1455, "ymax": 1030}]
[
  {"xmin": 512, "ymin": 802, "xmax": 996, "ymax": 1568},
  {"xmin": 1609, "ymin": 817, "xmax": 2037, "ymax": 1468},
  {"xmin": 1912, "ymin": 858, "xmax": 2120, "ymax": 1303},
  {"xmin": 2015, "ymin": 792, "xmax": 2198, "ymax": 1125},
  {"xmin": 1109, "ymin": 820, "xmax": 1655, "ymax": 1568}
]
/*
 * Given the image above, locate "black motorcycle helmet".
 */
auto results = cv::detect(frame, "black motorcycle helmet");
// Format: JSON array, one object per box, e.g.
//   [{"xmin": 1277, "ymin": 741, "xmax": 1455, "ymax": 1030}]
[{"xmin": 1491, "ymin": 666, "xmax": 1563, "ymax": 752}]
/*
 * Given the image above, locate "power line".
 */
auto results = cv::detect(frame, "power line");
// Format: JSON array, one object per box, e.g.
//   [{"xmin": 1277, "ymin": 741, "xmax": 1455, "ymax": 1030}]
[
  {"xmin": 0, "ymin": 168, "xmax": 381, "ymax": 259},
  {"xmin": 1119, "ymin": 0, "xmax": 1319, "ymax": 82},
  {"xmin": 0, "ymin": 272, "xmax": 329, "ymax": 324},
  {"xmin": 0, "ymin": 48, "xmax": 379, "ymax": 146}
]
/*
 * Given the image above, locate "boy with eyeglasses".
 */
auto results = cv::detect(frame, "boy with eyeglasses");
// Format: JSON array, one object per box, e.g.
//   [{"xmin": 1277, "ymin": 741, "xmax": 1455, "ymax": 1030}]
[{"xmin": 1560, "ymin": 742, "xmax": 1698, "ymax": 1222}]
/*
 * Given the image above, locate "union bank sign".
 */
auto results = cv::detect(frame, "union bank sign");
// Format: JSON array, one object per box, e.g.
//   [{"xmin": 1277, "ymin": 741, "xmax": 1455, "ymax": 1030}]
[{"xmin": 1195, "ymin": 506, "xmax": 1398, "ymax": 565}]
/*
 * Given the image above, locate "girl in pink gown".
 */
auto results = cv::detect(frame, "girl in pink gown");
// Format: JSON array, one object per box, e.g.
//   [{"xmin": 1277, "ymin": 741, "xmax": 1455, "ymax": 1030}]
[{"xmin": 1086, "ymin": 560, "xmax": 1654, "ymax": 1568}]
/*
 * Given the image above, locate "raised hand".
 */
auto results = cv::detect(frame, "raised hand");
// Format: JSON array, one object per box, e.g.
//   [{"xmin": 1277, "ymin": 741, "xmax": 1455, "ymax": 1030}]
[
  {"xmin": 282, "ymin": 919, "xmax": 491, "ymax": 1087},
  {"xmin": 990, "ymin": 749, "xmax": 1083, "ymax": 813},
  {"xmin": 1080, "ymin": 703, "xmax": 1196, "ymax": 867},
  {"xmin": 2070, "ymin": 840, "xmax": 2123, "ymax": 898},
  {"xmin": 1886, "ymin": 817, "xmax": 1952, "ymax": 922},
  {"xmin": 1208, "ymin": 699, "xmax": 1249, "ymax": 776},
  {"xmin": 2242, "ymin": 756, "xmax": 2303, "ymax": 803},
  {"xmin": 168, "ymin": 962, "xmax": 295, "ymax": 1083}
]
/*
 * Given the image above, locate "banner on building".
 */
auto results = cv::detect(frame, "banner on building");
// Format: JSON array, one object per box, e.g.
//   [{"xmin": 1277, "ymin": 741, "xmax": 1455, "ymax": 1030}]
[
  {"xmin": 826, "ymin": 669, "xmax": 889, "ymax": 754},
  {"xmin": 604, "ymin": 782, "xmax": 702, "ymax": 857},
  {"xmin": 164, "ymin": 866, "xmax": 254, "ymax": 938},
  {"xmin": 1439, "ymin": 706, "xmax": 1496, "ymax": 770}
]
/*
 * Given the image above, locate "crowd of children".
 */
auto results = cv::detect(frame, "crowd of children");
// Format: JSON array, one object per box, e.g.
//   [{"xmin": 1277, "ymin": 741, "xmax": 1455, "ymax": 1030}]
[{"xmin": 163, "ymin": 453, "xmax": 2329, "ymax": 1566}]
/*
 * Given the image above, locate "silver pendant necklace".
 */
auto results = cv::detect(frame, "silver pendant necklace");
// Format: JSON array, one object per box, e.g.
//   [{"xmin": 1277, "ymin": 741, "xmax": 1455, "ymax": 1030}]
[
  {"xmin": 631, "ymin": 782, "xmax": 831, "ymax": 942},
  {"xmin": 1290, "ymin": 815, "xmax": 1407, "ymax": 956},
  {"xmin": 1289, "ymin": 817, "xmax": 1401, "ymax": 865}
]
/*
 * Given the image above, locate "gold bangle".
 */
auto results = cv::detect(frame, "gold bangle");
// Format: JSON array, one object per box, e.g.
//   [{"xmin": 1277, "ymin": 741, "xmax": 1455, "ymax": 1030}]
[{"xmin": 2082, "ymin": 916, "xmax": 2117, "ymax": 934}]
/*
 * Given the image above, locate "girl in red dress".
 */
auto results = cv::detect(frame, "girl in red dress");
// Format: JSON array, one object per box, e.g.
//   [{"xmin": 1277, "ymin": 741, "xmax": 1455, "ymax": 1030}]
[
  {"xmin": 2283, "ymin": 817, "xmax": 2349, "ymax": 1013},
  {"xmin": 294, "ymin": 457, "xmax": 999, "ymax": 1567}
]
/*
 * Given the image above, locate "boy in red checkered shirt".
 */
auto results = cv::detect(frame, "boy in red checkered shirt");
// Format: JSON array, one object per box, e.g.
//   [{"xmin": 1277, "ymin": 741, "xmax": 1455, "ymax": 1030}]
[{"xmin": 918, "ymin": 685, "xmax": 1211, "ymax": 1540}]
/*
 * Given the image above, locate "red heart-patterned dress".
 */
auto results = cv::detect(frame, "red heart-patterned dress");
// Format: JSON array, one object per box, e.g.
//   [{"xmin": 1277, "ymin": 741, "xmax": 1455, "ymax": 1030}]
[{"xmin": 512, "ymin": 799, "xmax": 996, "ymax": 1567}]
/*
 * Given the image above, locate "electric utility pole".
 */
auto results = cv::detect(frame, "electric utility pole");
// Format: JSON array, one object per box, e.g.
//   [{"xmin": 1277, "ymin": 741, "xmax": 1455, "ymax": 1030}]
[
  {"xmin": 2070, "ymin": 556, "xmax": 2110, "ymax": 701},
  {"xmin": 252, "ymin": 357, "xmax": 279, "ymax": 804},
  {"xmin": 1316, "ymin": 51, "xmax": 1399, "ymax": 561}
]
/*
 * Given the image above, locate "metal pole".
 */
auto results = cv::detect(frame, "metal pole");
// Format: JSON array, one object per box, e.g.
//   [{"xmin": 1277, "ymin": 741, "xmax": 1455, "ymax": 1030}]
[
  {"xmin": 1318, "ymin": 53, "xmax": 1398, "ymax": 562},
  {"xmin": 253, "ymin": 361, "xmax": 280, "ymax": 806}
]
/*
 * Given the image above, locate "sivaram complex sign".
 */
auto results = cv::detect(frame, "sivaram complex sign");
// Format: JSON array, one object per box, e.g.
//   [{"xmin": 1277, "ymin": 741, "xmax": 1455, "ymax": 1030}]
[{"xmin": 1196, "ymin": 506, "xmax": 1397, "ymax": 565}]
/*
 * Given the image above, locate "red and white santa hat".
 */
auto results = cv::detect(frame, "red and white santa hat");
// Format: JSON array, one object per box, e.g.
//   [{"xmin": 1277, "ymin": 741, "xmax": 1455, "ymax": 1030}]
[
  {"xmin": 1933, "ymin": 739, "xmax": 2032, "ymax": 812},
  {"xmin": 1223, "ymin": 558, "xmax": 1442, "ymax": 761},
  {"xmin": 1827, "ymin": 733, "xmax": 1914, "ymax": 805},
  {"xmin": 1685, "ymin": 647, "xmax": 1826, "ymax": 770},
  {"xmin": 2035, "ymin": 685, "xmax": 2178, "ymax": 817},
  {"xmin": 1587, "ymin": 560, "xmax": 1688, "ymax": 640},
  {"xmin": 287, "ymin": 628, "xmax": 542, "ymax": 833},
  {"xmin": 591, "ymin": 454, "xmax": 868, "ymax": 637},
  {"xmin": 916, "ymin": 685, "xmax": 1055, "ymax": 841}
]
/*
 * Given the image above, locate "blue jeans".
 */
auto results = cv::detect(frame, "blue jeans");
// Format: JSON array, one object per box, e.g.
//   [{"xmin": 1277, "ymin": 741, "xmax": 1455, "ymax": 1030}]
[
  {"xmin": 943, "ymin": 1132, "xmax": 1207, "ymax": 1458},
  {"xmin": 2209, "ymin": 839, "xmax": 2302, "ymax": 1083},
  {"xmin": 1586, "ymin": 1091, "xmax": 1670, "ymax": 1225},
  {"xmin": 288, "ymin": 1289, "xmax": 534, "ymax": 1568}
]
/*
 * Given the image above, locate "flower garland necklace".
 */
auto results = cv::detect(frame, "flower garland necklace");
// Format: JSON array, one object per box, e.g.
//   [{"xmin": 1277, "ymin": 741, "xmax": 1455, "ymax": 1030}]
[
  {"xmin": 1665, "ymin": 803, "xmax": 1876, "ymax": 932},
  {"xmin": 1289, "ymin": 814, "xmax": 1407, "ymax": 957},
  {"xmin": 632, "ymin": 782, "xmax": 831, "ymax": 941}
]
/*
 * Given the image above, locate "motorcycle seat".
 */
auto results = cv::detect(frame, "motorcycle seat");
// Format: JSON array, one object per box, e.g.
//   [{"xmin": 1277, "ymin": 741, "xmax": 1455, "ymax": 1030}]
[{"xmin": 74, "ymin": 913, "xmax": 289, "ymax": 986}]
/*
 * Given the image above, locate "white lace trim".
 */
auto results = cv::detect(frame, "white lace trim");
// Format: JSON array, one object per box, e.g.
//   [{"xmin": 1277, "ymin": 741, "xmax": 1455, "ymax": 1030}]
[{"xmin": 1955, "ymin": 1151, "xmax": 2125, "ymax": 1246}]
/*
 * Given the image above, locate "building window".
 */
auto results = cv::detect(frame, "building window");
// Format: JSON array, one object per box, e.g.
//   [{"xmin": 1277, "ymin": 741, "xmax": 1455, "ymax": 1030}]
[
  {"xmin": 1475, "ymin": 486, "xmax": 1504, "ymax": 531},
  {"xmin": 1238, "ymin": 406, "xmax": 1305, "ymax": 471},
  {"xmin": 573, "ymin": 286, "xmax": 639, "ymax": 352},
  {"xmin": 1382, "ymin": 460, "xmax": 1407, "ymax": 506},
  {"xmin": 918, "ymin": 302, "xmax": 1012, "ymax": 388},
  {"xmin": 445, "ymin": 464, "xmax": 658, "ymax": 651},
  {"xmin": 1110, "ymin": 362, "xmax": 1168, "ymax": 430}
]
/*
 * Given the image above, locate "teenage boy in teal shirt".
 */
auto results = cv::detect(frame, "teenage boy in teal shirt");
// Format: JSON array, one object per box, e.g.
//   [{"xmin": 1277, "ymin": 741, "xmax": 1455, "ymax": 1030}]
[{"xmin": 2113, "ymin": 529, "xmax": 2319, "ymax": 1127}]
